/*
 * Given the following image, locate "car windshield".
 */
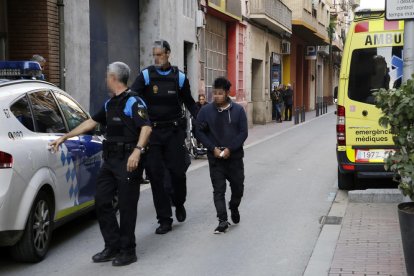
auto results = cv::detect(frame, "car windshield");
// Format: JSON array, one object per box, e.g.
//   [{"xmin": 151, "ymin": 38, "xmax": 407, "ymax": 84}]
[{"xmin": 348, "ymin": 46, "xmax": 403, "ymax": 105}]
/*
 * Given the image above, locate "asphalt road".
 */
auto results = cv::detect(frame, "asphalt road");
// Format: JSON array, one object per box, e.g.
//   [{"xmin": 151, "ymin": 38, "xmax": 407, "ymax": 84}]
[{"xmin": 0, "ymin": 113, "xmax": 339, "ymax": 276}]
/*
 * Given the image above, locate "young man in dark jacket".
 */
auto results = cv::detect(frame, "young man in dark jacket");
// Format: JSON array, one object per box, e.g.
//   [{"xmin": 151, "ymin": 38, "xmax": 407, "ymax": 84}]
[{"xmin": 196, "ymin": 77, "xmax": 248, "ymax": 234}]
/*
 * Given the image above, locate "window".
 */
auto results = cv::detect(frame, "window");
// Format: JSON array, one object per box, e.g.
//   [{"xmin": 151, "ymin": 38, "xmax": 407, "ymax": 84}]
[
  {"xmin": 28, "ymin": 90, "xmax": 66, "ymax": 133},
  {"xmin": 54, "ymin": 92, "xmax": 89, "ymax": 131},
  {"xmin": 348, "ymin": 46, "xmax": 403, "ymax": 104},
  {"xmin": 10, "ymin": 95, "xmax": 35, "ymax": 131}
]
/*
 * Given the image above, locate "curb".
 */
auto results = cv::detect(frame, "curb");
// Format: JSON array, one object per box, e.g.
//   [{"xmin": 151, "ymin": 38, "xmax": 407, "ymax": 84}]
[
  {"xmin": 348, "ymin": 189, "xmax": 405, "ymax": 203},
  {"xmin": 303, "ymin": 190, "xmax": 348, "ymax": 276}
]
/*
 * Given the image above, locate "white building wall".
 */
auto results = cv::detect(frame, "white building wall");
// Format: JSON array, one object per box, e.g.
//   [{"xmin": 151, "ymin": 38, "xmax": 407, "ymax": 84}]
[
  {"xmin": 64, "ymin": 0, "xmax": 90, "ymax": 111},
  {"xmin": 139, "ymin": 0, "xmax": 199, "ymax": 99}
]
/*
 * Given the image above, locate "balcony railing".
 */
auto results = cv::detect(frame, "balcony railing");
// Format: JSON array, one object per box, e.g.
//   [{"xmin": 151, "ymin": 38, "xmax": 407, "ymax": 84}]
[{"xmin": 249, "ymin": 0, "xmax": 292, "ymax": 33}]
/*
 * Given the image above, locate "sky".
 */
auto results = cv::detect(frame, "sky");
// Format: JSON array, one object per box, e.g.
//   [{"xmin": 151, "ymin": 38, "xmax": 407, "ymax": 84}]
[{"xmin": 358, "ymin": 0, "xmax": 385, "ymax": 10}]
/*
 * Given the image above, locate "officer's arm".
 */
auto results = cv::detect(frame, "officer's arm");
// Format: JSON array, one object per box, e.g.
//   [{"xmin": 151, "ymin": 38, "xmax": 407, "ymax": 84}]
[
  {"xmin": 131, "ymin": 72, "xmax": 146, "ymax": 97},
  {"xmin": 195, "ymin": 110, "xmax": 215, "ymax": 151},
  {"xmin": 136, "ymin": 125, "xmax": 151, "ymax": 149},
  {"xmin": 49, "ymin": 119, "xmax": 98, "ymax": 152},
  {"xmin": 180, "ymin": 78, "xmax": 199, "ymax": 118}
]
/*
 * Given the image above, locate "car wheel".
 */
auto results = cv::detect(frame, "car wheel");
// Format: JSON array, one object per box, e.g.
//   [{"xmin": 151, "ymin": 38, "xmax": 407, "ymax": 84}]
[
  {"xmin": 11, "ymin": 191, "xmax": 53, "ymax": 262},
  {"xmin": 338, "ymin": 168, "xmax": 355, "ymax": 190}
]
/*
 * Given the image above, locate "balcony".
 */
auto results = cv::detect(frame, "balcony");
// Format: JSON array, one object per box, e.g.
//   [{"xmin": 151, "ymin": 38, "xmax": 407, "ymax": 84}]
[
  {"xmin": 207, "ymin": 0, "xmax": 242, "ymax": 21},
  {"xmin": 249, "ymin": 0, "xmax": 292, "ymax": 35},
  {"xmin": 286, "ymin": 0, "xmax": 329, "ymax": 45}
]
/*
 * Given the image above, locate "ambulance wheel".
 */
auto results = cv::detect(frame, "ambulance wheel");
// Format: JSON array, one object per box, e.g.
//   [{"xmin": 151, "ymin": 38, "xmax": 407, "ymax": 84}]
[
  {"xmin": 11, "ymin": 191, "xmax": 53, "ymax": 262},
  {"xmin": 338, "ymin": 168, "xmax": 355, "ymax": 190}
]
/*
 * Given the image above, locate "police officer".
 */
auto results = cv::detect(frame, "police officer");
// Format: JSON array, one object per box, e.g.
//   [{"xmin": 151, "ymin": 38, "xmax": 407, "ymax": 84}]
[
  {"xmin": 131, "ymin": 40, "xmax": 198, "ymax": 234},
  {"xmin": 50, "ymin": 62, "xmax": 152, "ymax": 266}
]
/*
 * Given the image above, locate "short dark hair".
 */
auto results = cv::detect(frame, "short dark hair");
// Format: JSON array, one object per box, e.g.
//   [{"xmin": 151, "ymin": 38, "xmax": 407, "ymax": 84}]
[
  {"xmin": 153, "ymin": 40, "xmax": 171, "ymax": 53},
  {"xmin": 213, "ymin": 77, "xmax": 231, "ymax": 92}
]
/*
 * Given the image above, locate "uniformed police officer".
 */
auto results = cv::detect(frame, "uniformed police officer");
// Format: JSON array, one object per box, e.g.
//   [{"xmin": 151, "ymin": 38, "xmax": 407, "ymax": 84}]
[
  {"xmin": 131, "ymin": 40, "xmax": 198, "ymax": 234},
  {"xmin": 50, "ymin": 62, "xmax": 152, "ymax": 266}
]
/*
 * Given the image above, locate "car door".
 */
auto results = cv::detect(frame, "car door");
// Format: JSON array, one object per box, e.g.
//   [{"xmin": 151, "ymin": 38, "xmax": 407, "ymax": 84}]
[
  {"xmin": 27, "ymin": 90, "xmax": 83, "ymax": 217},
  {"xmin": 53, "ymin": 91, "xmax": 103, "ymax": 207}
]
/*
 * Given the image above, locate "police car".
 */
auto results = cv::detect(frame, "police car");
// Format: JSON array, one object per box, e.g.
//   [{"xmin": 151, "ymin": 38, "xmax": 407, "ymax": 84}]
[{"xmin": 0, "ymin": 61, "xmax": 103, "ymax": 262}]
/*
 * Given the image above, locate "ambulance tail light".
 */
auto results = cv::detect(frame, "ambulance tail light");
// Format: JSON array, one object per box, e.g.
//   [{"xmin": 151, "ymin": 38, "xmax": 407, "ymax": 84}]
[
  {"xmin": 0, "ymin": 151, "xmax": 13, "ymax": 168},
  {"xmin": 337, "ymin": 105, "xmax": 346, "ymax": 146}
]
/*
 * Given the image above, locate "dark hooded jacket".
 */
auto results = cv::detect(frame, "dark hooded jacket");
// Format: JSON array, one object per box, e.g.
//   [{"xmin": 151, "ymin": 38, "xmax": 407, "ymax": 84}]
[{"xmin": 196, "ymin": 100, "xmax": 248, "ymax": 159}]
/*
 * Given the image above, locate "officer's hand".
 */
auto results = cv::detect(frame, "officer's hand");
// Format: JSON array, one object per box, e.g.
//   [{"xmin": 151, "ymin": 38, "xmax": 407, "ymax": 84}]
[
  {"xmin": 213, "ymin": 147, "xmax": 222, "ymax": 158},
  {"xmin": 222, "ymin": 148, "xmax": 231, "ymax": 159},
  {"xmin": 49, "ymin": 136, "xmax": 66, "ymax": 153},
  {"xmin": 127, "ymin": 150, "xmax": 141, "ymax": 172}
]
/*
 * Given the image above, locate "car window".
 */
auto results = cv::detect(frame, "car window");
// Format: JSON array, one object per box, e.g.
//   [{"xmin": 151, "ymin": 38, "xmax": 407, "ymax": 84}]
[
  {"xmin": 54, "ymin": 92, "xmax": 89, "ymax": 131},
  {"xmin": 28, "ymin": 90, "xmax": 66, "ymax": 133},
  {"xmin": 10, "ymin": 95, "xmax": 35, "ymax": 131},
  {"xmin": 348, "ymin": 46, "xmax": 403, "ymax": 105}
]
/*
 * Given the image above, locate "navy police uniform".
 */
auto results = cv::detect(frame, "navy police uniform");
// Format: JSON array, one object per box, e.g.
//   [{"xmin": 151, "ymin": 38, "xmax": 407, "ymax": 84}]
[
  {"xmin": 92, "ymin": 89, "xmax": 150, "ymax": 253},
  {"xmin": 131, "ymin": 65, "xmax": 197, "ymax": 227}
]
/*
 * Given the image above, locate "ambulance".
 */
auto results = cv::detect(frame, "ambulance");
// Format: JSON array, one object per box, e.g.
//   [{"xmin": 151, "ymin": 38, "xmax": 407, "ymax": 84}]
[{"xmin": 336, "ymin": 9, "xmax": 403, "ymax": 190}]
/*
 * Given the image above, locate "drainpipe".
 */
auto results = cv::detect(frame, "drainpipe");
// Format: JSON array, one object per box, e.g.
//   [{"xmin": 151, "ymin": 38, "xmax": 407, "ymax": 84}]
[{"xmin": 57, "ymin": 0, "xmax": 65, "ymax": 90}]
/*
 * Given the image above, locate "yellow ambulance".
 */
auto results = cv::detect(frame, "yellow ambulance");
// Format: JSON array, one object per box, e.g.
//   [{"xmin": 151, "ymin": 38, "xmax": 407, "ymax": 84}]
[{"xmin": 336, "ymin": 10, "xmax": 403, "ymax": 190}]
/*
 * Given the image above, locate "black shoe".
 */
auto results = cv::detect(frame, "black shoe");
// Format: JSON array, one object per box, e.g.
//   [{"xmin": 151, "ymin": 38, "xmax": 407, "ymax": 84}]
[
  {"xmin": 155, "ymin": 223, "xmax": 172, "ymax": 234},
  {"xmin": 92, "ymin": 248, "xmax": 119, "ymax": 263},
  {"xmin": 140, "ymin": 178, "xmax": 150, "ymax": 185},
  {"xmin": 214, "ymin": 221, "xmax": 230, "ymax": 234},
  {"xmin": 230, "ymin": 208, "xmax": 240, "ymax": 224},
  {"xmin": 112, "ymin": 252, "xmax": 137, "ymax": 266},
  {"xmin": 175, "ymin": 205, "xmax": 186, "ymax": 222}
]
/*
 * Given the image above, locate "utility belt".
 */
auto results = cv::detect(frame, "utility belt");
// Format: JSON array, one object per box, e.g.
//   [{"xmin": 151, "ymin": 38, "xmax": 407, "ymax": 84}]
[
  {"xmin": 152, "ymin": 117, "xmax": 186, "ymax": 129},
  {"xmin": 102, "ymin": 140, "xmax": 144, "ymax": 160}
]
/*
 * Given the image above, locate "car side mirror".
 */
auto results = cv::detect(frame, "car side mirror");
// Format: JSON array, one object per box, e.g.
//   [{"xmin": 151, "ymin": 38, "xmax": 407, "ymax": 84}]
[{"xmin": 333, "ymin": 86, "xmax": 338, "ymax": 101}]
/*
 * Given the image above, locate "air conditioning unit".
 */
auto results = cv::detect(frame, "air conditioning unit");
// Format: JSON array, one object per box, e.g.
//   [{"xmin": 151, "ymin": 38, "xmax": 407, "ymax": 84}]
[
  {"xmin": 317, "ymin": 45, "xmax": 329, "ymax": 56},
  {"xmin": 281, "ymin": 41, "xmax": 291, "ymax": 55},
  {"xmin": 196, "ymin": 10, "xmax": 205, "ymax": 28}
]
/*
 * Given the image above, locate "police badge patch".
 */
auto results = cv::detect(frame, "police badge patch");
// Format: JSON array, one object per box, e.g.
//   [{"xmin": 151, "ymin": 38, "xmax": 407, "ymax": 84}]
[
  {"xmin": 137, "ymin": 107, "xmax": 148, "ymax": 120},
  {"xmin": 153, "ymin": 85, "xmax": 158, "ymax": 94}
]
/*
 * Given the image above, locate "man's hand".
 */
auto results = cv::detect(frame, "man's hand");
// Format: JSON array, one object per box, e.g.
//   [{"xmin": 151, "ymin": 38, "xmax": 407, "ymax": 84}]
[
  {"xmin": 49, "ymin": 136, "xmax": 66, "ymax": 153},
  {"xmin": 213, "ymin": 147, "xmax": 222, "ymax": 158},
  {"xmin": 222, "ymin": 148, "xmax": 231, "ymax": 159},
  {"xmin": 127, "ymin": 149, "xmax": 141, "ymax": 172}
]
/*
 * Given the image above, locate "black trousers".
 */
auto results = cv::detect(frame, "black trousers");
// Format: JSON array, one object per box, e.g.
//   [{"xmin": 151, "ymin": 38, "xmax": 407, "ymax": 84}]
[
  {"xmin": 285, "ymin": 104, "xmax": 293, "ymax": 121},
  {"xmin": 208, "ymin": 157, "xmax": 245, "ymax": 221},
  {"xmin": 146, "ymin": 127, "xmax": 188, "ymax": 224},
  {"xmin": 95, "ymin": 154, "xmax": 143, "ymax": 253}
]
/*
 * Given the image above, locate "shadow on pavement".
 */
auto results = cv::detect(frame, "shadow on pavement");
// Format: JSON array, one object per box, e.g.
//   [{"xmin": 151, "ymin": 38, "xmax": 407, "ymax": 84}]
[{"xmin": 0, "ymin": 212, "xmax": 97, "ymax": 265}]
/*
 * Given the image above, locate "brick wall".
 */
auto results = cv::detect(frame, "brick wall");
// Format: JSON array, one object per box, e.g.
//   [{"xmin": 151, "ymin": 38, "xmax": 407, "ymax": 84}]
[{"xmin": 7, "ymin": 0, "xmax": 60, "ymax": 86}]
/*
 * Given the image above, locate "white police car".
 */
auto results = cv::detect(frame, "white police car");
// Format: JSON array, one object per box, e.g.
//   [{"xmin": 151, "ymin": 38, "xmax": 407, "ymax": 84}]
[{"xmin": 0, "ymin": 68, "xmax": 103, "ymax": 262}]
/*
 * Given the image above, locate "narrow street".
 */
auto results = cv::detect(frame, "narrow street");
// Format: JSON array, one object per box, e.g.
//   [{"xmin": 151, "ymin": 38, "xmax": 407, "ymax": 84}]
[{"xmin": 0, "ymin": 113, "xmax": 338, "ymax": 276}]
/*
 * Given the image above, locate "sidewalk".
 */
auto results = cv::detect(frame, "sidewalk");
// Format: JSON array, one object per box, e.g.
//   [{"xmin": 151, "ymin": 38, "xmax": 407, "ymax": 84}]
[
  {"xmin": 305, "ymin": 189, "xmax": 407, "ymax": 276},
  {"xmin": 328, "ymin": 202, "xmax": 406, "ymax": 276}
]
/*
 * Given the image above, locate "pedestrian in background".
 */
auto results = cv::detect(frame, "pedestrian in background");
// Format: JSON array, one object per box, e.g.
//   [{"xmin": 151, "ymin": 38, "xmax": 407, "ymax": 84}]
[
  {"xmin": 50, "ymin": 62, "xmax": 152, "ymax": 266},
  {"xmin": 274, "ymin": 84, "xmax": 284, "ymax": 123},
  {"xmin": 283, "ymin": 83, "xmax": 293, "ymax": 121},
  {"xmin": 31, "ymin": 54, "xmax": 46, "ymax": 80},
  {"xmin": 131, "ymin": 40, "xmax": 198, "ymax": 234},
  {"xmin": 196, "ymin": 77, "xmax": 248, "ymax": 234},
  {"xmin": 196, "ymin": 94, "xmax": 208, "ymax": 109}
]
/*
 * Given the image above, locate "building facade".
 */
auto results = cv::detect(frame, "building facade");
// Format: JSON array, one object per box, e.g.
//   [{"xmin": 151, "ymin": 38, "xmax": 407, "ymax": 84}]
[{"xmin": 243, "ymin": 0, "xmax": 292, "ymax": 125}]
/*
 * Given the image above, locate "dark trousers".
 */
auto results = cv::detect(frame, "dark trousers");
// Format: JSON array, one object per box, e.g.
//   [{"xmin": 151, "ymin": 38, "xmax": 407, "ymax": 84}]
[
  {"xmin": 208, "ymin": 157, "xmax": 245, "ymax": 221},
  {"xmin": 95, "ymin": 155, "xmax": 143, "ymax": 253},
  {"xmin": 146, "ymin": 127, "xmax": 188, "ymax": 224},
  {"xmin": 285, "ymin": 104, "xmax": 292, "ymax": 121}
]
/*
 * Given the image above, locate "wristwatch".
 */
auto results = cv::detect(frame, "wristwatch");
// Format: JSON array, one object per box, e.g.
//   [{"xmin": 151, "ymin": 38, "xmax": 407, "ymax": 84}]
[{"xmin": 135, "ymin": 145, "xmax": 146, "ymax": 153}]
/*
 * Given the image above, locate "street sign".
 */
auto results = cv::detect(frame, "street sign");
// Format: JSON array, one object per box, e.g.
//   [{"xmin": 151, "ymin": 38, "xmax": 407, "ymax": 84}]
[{"xmin": 385, "ymin": 0, "xmax": 414, "ymax": 21}]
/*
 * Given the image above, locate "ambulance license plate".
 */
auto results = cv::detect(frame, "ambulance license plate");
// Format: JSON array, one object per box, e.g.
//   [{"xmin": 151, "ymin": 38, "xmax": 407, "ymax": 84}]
[{"xmin": 355, "ymin": 149, "xmax": 394, "ymax": 162}]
